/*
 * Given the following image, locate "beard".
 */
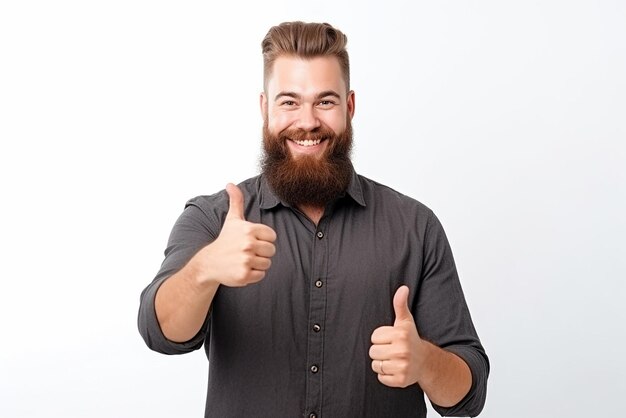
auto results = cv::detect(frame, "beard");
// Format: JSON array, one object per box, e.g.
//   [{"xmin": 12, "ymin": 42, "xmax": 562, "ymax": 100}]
[{"xmin": 261, "ymin": 117, "xmax": 354, "ymax": 208}]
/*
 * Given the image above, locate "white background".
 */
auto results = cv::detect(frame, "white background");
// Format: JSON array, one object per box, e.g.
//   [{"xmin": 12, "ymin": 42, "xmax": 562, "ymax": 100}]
[{"xmin": 1, "ymin": 1, "xmax": 624, "ymax": 417}]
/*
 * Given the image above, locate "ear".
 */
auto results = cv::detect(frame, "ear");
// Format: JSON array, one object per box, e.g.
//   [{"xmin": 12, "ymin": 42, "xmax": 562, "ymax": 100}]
[
  {"xmin": 347, "ymin": 90, "xmax": 356, "ymax": 119},
  {"xmin": 260, "ymin": 92, "xmax": 268, "ymax": 120}
]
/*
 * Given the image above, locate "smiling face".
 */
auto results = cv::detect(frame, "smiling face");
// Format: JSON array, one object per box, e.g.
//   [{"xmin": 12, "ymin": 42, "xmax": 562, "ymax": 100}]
[
  {"xmin": 261, "ymin": 55, "xmax": 355, "ymax": 158},
  {"xmin": 260, "ymin": 55, "xmax": 356, "ymax": 207}
]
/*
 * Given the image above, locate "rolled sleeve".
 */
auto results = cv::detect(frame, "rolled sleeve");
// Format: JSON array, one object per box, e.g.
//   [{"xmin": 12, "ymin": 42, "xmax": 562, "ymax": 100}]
[
  {"xmin": 138, "ymin": 276, "xmax": 209, "ymax": 354},
  {"xmin": 432, "ymin": 345, "xmax": 490, "ymax": 417}
]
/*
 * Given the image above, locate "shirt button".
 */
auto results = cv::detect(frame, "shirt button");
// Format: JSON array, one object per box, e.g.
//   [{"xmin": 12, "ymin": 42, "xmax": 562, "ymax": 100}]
[
  {"xmin": 309, "ymin": 414, "xmax": 317, "ymax": 418},
  {"xmin": 316, "ymin": 231, "xmax": 324, "ymax": 239},
  {"xmin": 313, "ymin": 324, "xmax": 321, "ymax": 332},
  {"xmin": 315, "ymin": 280, "xmax": 323, "ymax": 288},
  {"xmin": 310, "ymin": 365, "xmax": 319, "ymax": 373}
]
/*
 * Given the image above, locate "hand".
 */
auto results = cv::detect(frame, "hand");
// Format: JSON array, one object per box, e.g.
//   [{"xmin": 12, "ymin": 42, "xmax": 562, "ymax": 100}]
[
  {"xmin": 190, "ymin": 183, "xmax": 277, "ymax": 287},
  {"xmin": 369, "ymin": 285, "xmax": 426, "ymax": 388}
]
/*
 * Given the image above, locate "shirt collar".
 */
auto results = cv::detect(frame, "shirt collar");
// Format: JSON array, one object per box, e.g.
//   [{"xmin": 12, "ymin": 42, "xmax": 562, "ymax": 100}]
[{"xmin": 259, "ymin": 169, "xmax": 366, "ymax": 209}]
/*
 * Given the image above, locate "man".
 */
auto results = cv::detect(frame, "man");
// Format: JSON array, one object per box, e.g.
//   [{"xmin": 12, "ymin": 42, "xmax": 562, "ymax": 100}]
[{"xmin": 138, "ymin": 21, "xmax": 489, "ymax": 417}]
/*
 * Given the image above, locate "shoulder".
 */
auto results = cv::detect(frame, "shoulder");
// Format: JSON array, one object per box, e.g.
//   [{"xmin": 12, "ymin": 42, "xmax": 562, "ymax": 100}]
[
  {"xmin": 353, "ymin": 174, "xmax": 450, "ymax": 251},
  {"xmin": 356, "ymin": 174, "xmax": 435, "ymax": 219}
]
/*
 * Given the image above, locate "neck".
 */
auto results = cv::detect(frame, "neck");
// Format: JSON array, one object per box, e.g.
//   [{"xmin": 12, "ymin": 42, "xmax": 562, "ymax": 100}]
[{"xmin": 297, "ymin": 204, "xmax": 325, "ymax": 226}]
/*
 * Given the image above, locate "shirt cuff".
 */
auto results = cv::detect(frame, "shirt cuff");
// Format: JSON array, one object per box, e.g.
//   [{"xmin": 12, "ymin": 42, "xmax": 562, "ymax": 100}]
[
  {"xmin": 431, "ymin": 344, "xmax": 489, "ymax": 417},
  {"xmin": 138, "ymin": 277, "xmax": 207, "ymax": 355}
]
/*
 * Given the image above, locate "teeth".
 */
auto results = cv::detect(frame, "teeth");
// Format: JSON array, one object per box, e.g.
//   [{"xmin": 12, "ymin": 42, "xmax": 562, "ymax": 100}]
[{"xmin": 294, "ymin": 139, "xmax": 322, "ymax": 147}]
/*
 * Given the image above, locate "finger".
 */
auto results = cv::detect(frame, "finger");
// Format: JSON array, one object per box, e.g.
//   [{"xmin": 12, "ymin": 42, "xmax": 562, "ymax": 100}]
[
  {"xmin": 368, "ymin": 344, "xmax": 392, "ymax": 360},
  {"xmin": 371, "ymin": 359, "xmax": 398, "ymax": 375},
  {"xmin": 370, "ymin": 326, "xmax": 396, "ymax": 344},
  {"xmin": 230, "ymin": 270, "xmax": 266, "ymax": 287},
  {"xmin": 246, "ymin": 269, "xmax": 266, "ymax": 283},
  {"xmin": 225, "ymin": 183, "xmax": 245, "ymax": 220},
  {"xmin": 252, "ymin": 224, "xmax": 277, "ymax": 242},
  {"xmin": 254, "ymin": 241, "xmax": 276, "ymax": 258},
  {"xmin": 377, "ymin": 374, "xmax": 401, "ymax": 387},
  {"xmin": 393, "ymin": 285, "xmax": 413, "ymax": 325},
  {"xmin": 371, "ymin": 360, "xmax": 382, "ymax": 374},
  {"xmin": 249, "ymin": 256, "xmax": 272, "ymax": 271}
]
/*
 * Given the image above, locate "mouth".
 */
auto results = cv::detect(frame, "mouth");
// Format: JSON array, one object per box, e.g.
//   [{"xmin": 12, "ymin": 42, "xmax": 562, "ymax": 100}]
[{"xmin": 289, "ymin": 138, "xmax": 326, "ymax": 147}]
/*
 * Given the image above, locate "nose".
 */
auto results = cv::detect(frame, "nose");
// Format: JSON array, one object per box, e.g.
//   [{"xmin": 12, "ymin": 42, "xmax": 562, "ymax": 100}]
[{"xmin": 294, "ymin": 105, "xmax": 321, "ymax": 131}]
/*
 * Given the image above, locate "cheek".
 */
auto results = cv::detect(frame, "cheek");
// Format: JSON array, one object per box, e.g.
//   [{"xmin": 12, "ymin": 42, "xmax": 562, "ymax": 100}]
[
  {"xmin": 269, "ymin": 112, "xmax": 296, "ymax": 132},
  {"xmin": 321, "ymin": 112, "xmax": 347, "ymax": 135}
]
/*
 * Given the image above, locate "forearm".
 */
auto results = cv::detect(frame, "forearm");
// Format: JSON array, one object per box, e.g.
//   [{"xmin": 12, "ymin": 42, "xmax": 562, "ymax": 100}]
[
  {"xmin": 152, "ymin": 184, "xmax": 276, "ymax": 343},
  {"xmin": 155, "ymin": 258, "xmax": 219, "ymax": 343},
  {"xmin": 417, "ymin": 340, "xmax": 472, "ymax": 408}
]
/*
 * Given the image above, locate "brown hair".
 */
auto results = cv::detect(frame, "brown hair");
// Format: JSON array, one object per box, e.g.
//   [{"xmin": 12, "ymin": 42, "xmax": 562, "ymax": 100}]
[{"xmin": 261, "ymin": 21, "xmax": 350, "ymax": 91}]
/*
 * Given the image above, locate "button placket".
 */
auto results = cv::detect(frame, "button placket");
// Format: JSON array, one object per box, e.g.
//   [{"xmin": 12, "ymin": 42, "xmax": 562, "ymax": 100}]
[{"xmin": 305, "ymin": 220, "xmax": 329, "ymax": 416}]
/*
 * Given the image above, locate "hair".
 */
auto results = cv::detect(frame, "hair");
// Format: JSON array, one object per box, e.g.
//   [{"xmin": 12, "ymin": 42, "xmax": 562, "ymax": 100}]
[{"xmin": 261, "ymin": 21, "xmax": 350, "ymax": 92}]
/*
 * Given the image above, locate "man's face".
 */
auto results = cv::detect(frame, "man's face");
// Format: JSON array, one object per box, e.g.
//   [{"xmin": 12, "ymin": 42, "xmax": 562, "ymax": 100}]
[
  {"xmin": 260, "ymin": 56, "xmax": 356, "ymax": 207},
  {"xmin": 261, "ymin": 56, "xmax": 355, "ymax": 158}
]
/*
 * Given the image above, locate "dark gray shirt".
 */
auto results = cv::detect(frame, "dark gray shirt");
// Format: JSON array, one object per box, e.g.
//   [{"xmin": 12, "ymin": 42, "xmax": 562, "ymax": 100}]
[{"xmin": 138, "ymin": 172, "xmax": 489, "ymax": 418}]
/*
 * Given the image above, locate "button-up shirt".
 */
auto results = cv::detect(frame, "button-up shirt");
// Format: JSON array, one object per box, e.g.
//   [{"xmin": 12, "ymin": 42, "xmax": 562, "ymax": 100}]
[{"xmin": 138, "ymin": 171, "xmax": 489, "ymax": 417}]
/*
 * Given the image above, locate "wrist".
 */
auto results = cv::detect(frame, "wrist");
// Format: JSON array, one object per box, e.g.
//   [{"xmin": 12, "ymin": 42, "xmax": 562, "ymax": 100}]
[
  {"xmin": 414, "ymin": 339, "xmax": 436, "ymax": 385},
  {"xmin": 184, "ymin": 250, "xmax": 220, "ymax": 293}
]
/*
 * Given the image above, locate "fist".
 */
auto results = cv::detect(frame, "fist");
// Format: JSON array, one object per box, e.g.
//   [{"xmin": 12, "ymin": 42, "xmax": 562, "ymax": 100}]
[
  {"xmin": 191, "ymin": 183, "xmax": 277, "ymax": 287},
  {"xmin": 369, "ymin": 285, "xmax": 425, "ymax": 388}
]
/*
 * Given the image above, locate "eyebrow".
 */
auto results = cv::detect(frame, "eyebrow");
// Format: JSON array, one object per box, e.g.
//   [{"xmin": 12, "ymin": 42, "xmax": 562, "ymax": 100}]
[{"xmin": 274, "ymin": 90, "xmax": 342, "ymax": 102}]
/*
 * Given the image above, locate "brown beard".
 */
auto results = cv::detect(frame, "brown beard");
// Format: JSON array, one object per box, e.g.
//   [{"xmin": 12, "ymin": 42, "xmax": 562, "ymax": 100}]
[{"xmin": 261, "ymin": 117, "xmax": 354, "ymax": 207}]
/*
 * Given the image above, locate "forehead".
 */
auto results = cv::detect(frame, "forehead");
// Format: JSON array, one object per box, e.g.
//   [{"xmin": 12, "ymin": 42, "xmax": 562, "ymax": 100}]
[{"xmin": 267, "ymin": 55, "xmax": 346, "ymax": 95}]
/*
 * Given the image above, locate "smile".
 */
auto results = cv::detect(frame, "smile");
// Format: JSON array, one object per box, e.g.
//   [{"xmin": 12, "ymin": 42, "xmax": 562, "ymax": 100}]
[{"xmin": 291, "ymin": 138, "xmax": 324, "ymax": 147}]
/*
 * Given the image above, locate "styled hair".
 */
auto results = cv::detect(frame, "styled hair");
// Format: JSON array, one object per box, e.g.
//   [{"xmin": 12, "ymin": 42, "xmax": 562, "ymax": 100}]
[{"xmin": 261, "ymin": 21, "xmax": 350, "ymax": 91}]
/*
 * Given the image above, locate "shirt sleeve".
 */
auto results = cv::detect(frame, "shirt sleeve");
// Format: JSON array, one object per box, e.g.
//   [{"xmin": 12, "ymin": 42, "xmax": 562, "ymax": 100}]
[
  {"xmin": 415, "ymin": 210, "xmax": 490, "ymax": 417},
  {"xmin": 137, "ymin": 198, "xmax": 222, "ymax": 355}
]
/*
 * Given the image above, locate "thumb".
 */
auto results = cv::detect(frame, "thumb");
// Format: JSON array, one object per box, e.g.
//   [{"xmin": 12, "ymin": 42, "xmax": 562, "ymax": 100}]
[
  {"xmin": 225, "ymin": 183, "xmax": 245, "ymax": 220},
  {"xmin": 393, "ymin": 285, "xmax": 413, "ymax": 325}
]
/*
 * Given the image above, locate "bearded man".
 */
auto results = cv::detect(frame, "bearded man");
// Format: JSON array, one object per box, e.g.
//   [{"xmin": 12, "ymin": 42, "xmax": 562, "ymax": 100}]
[{"xmin": 138, "ymin": 21, "xmax": 489, "ymax": 418}]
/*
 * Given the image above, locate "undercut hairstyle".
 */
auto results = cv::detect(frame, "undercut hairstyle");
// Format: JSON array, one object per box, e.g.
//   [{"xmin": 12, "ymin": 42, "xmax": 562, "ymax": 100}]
[{"xmin": 261, "ymin": 21, "xmax": 350, "ymax": 92}]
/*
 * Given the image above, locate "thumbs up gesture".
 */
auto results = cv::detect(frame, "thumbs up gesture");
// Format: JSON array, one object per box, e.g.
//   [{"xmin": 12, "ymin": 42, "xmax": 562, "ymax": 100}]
[
  {"xmin": 191, "ymin": 183, "xmax": 277, "ymax": 287},
  {"xmin": 369, "ymin": 286, "xmax": 426, "ymax": 388}
]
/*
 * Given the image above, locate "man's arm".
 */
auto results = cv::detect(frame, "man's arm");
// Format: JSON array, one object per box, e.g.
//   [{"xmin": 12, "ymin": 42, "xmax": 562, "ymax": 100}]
[
  {"xmin": 369, "ymin": 209, "xmax": 489, "ymax": 415},
  {"xmin": 144, "ymin": 184, "xmax": 277, "ymax": 344},
  {"xmin": 154, "ymin": 257, "xmax": 220, "ymax": 343},
  {"xmin": 369, "ymin": 286, "xmax": 472, "ymax": 407}
]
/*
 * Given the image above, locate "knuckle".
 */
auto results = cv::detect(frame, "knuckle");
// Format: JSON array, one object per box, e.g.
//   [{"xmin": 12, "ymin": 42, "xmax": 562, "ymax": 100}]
[
  {"xmin": 396, "ymin": 330, "xmax": 409, "ymax": 341},
  {"xmin": 242, "ymin": 254, "xmax": 254, "ymax": 268},
  {"xmin": 399, "ymin": 363, "xmax": 409, "ymax": 375},
  {"xmin": 237, "ymin": 265, "xmax": 250, "ymax": 279},
  {"xmin": 242, "ymin": 223, "xmax": 255, "ymax": 235},
  {"xmin": 396, "ymin": 349, "xmax": 410, "ymax": 360}
]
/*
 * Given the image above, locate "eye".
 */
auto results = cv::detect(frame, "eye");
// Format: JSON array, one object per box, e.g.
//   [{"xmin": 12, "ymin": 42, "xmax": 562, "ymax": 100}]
[
  {"xmin": 280, "ymin": 100, "xmax": 297, "ymax": 106},
  {"xmin": 318, "ymin": 100, "xmax": 336, "ymax": 108}
]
